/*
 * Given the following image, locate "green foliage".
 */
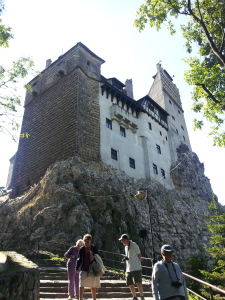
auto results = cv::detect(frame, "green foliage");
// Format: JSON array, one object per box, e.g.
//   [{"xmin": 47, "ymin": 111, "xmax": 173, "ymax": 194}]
[
  {"xmin": 0, "ymin": 1, "xmax": 13, "ymax": 48},
  {"xmin": 185, "ymin": 204, "xmax": 225, "ymax": 299},
  {"xmin": 134, "ymin": 0, "xmax": 225, "ymax": 147},
  {"xmin": 0, "ymin": 21, "xmax": 13, "ymax": 47},
  {"xmin": 202, "ymin": 203, "xmax": 225, "ymax": 299},
  {"xmin": 0, "ymin": 4, "xmax": 36, "ymax": 141},
  {"xmin": 0, "ymin": 57, "xmax": 35, "ymax": 141},
  {"xmin": 0, "ymin": 186, "xmax": 6, "ymax": 194},
  {"xmin": 186, "ymin": 253, "xmax": 209, "ymax": 297}
]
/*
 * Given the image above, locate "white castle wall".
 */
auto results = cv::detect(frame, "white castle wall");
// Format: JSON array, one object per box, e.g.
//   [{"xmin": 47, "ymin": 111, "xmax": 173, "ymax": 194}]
[{"xmin": 100, "ymin": 89, "xmax": 174, "ymax": 189}]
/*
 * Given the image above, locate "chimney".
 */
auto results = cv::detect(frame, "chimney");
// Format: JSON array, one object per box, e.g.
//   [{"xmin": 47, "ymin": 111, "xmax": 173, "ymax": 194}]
[
  {"xmin": 125, "ymin": 79, "xmax": 133, "ymax": 99},
  {"xmin": 45, "ymin": 59, "xmax": 52, "ymax": 69}
]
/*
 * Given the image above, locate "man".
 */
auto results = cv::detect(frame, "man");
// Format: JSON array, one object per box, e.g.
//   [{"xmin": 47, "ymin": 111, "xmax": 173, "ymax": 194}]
[
  {"xmin": 119, "ymin": 234, "xmax": 145, "ymax": 300},
  {"xmin": 152, "ymin": 244, "xmax": 188, "ymax": 300}
]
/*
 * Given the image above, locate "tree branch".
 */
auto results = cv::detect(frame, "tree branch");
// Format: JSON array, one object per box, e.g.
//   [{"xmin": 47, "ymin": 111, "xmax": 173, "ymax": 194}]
[
  {"xmin": 187, "ymin": 0, "xmax": 225, "ymax": 65},
  {"xmin": 195, "ymin": 83, "xmax": 225, "ymax": 111},
  {"xmin": 166, "ymin": 0, "xmax": 190, "ymax": 15}
]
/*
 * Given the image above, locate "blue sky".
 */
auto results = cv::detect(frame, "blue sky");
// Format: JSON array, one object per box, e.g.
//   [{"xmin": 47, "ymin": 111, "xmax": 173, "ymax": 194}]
[{"xmin": 0, "ymin": 0, "xmax": 224, "ymax": 204}]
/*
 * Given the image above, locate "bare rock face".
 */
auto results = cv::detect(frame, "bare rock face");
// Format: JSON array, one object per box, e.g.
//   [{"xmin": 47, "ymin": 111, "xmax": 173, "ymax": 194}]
[{"xmin": 0, "ymin": 145, "xmax": 220, "ymax": 266}]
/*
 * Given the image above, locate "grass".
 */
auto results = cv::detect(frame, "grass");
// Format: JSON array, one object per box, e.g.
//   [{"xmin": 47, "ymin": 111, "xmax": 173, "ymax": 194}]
[{"xmin": 0, "ymin": 261, "xmax": 20, "ymax": 276}]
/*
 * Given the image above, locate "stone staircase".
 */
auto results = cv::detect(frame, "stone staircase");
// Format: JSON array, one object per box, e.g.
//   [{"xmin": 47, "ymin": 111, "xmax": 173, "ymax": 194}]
[{"xmin": 36, "ymin": 259, "xmax": 153, "ymax": 300}]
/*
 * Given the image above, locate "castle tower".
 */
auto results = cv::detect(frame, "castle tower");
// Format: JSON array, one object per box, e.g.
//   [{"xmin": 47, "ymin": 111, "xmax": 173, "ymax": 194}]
[
  {"xmin": 9, "ymin": 43, "xmax": 105, "ymax": 198},
  {"xmin": 149, "ymin": 64, "xmax": 192, "ymax": 163}
]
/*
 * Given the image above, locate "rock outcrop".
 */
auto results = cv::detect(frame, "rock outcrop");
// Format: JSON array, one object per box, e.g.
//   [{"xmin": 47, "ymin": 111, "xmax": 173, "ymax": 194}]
[{"xmin": 0, "ymin": 145, "xmax": 220, "ymax": 266}]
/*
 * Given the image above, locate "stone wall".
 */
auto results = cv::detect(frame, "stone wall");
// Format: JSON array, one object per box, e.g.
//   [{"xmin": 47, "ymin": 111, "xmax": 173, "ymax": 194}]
[
  {"xmin": 9, "ymin": 43, "xmax": 104, "ymax": 197},
  {"xmin": 0, "ymin": 252, "xmax": 39, "ymax": 300},
  {"xmin": 0, "ymin": 145, "xmax": 221, "ymax": 269}
]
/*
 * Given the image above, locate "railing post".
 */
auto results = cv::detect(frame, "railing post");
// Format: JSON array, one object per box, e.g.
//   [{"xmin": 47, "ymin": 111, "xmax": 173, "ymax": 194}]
[
  {"xmin": 37, "ymin": 240, "xmax": 39, "ymax": 258},
  {"xmin": 209, "ymin": 287, "xmax": 214, "ymax": 300}
]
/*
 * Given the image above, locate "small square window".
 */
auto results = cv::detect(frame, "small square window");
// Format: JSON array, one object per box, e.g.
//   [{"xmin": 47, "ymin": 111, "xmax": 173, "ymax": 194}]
[
  {"xmin": 87, "ymin": 60, "xmax": 90, "ymax": 66},
  {"xmin": 156, "ymin": 144, "xmax": 161, "ymax": 154},
  {"xmin": 166, "ymin": 136, "xmax": 168, "ymax": 140},
  {"xmin": 148, "ymin": 122, "xmax": 152, "ymax": 130},
  {"xmin": 106, "ymin": 118, "xmax": 112, "ymax": 129},
  {"xmin": 111, "ymin": 148, "xmax": 117, "ymax": 160},
  {"xmin": 120, "ymin": 126, "xmax": 126, "ymax": 137},
  {"xmin": 129, "ymin": 158, "xmax": 135, "ymax": 169},
  {"xmin": 178, "ymin": 110, "xmax": 180, "ymax": 114},
  {"xmin": 161, "ymin": 169, "xmax": 166, "ymax": 179},
  {"xmin": 153, "ymin": 164, "xmax": 158, "ymax": 174},
  {"xmin": 169, "ymin": 99, "xmax": 172, "ymax": 105}
]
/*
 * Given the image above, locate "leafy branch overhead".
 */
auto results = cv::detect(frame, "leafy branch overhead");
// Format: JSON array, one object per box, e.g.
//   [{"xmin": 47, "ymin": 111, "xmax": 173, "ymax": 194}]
[
  {"xmin": 0, "ymin": 57, "xmax": 35, "ymax": 140},
  {"xmin": 0, "ymin": 2, "xmax": 35, "ymax": 141},
  {"xmin": 134, "ymin": 0, "xmax": 225, "ymax": 146}
]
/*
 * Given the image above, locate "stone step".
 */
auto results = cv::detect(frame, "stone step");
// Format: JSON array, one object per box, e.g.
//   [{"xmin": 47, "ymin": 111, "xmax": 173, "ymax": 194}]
[
  {"xmin": 37, "ymin": 260, "xmax": 152, "ymax": 300},
  {"xmin": 39, "ymin": 291, "xmax": 153, "ymax": 299},
  {"xmin": 39, "ymin": 272, "xmax": 121, "ymax": 281},
  {"xmin": 40, "ymin": 280, "xmax": 150, "ymax": 289},
  {"xmin": 40, "ymin": 286, "xmax": 150, "ymax": 293},
  {"xmin": 39, "ymin": 268, "xmax": 67, "ymax": 273},
  {"xmin": 40, "ymin": 298, "xmax": 154, "ymax": 300},
  {"xmin": 40, "ymin": 275, "xmax": 68, "ymax": 280},
  {"xmin": 40, "ymin": 275, "xmax": 116, "ymax": 281}
]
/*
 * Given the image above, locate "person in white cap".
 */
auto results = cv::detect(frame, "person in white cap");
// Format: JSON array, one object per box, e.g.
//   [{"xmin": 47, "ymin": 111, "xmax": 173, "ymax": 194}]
[
  {"xmin": 119, "ymin": 234, "xmax": 145, "ymax": 300},
  {"xmin": 152, "ymin": 244, "xmax": 188, "ymax": 300}
]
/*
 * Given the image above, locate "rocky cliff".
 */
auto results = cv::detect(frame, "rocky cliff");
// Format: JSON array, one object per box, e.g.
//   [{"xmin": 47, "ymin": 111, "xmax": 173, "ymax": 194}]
[{"xmin": 0, "ymin": 145, "xmax": 219, "ymax": 266}]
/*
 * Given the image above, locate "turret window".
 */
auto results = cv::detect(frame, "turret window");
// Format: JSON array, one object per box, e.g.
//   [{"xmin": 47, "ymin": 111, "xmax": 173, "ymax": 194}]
[
  {"xmin": 120, "ymin": 126, "xmax": 126, "ymax": 137},
  {"xmin": 129, "ymin": 158, "xmax": 135, "ymax": 169},
  {"xmin": 106, "ymin": 118, "xmax": 112, "ymax": 129},
  {"xmin": 161, "ymin": 169, "xmax": 166, "ymax": 178},
  {"xmin": 156, "ymin": 145, "xmax": 161, "ymax": 154},
  {"xmin": 149, "ymin": 122, "xmax": 152, "ymax": 130},
  {"xmin": 153, "ymin": 164, "xmax": 158, "ymax": 174},
  {"xmin": 111, "ymin": 148, "xmax": 117, "ymax": 160}
]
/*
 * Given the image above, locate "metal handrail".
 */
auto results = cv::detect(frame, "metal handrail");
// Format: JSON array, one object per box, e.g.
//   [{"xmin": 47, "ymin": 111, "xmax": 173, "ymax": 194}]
[
  {"xmin": 99, "ymin": 250, "xmax": 153, "ymax": 280},
  {"xmin": 183, "ymin": 272, "xmax": 225, "ymax": 295},
  {"xmin": 186, "ymin": 288, "xmax": 207, "ymax": 300}
]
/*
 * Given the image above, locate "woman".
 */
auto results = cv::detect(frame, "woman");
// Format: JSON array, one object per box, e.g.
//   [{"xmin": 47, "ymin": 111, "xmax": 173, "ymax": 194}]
[
  {"xmin": 64, "ymin": 239, "xmax": 84, "ymax": 300},
  {"xmin": 76, "ymin": 234, "xmax": 100, "ymax": 300}
]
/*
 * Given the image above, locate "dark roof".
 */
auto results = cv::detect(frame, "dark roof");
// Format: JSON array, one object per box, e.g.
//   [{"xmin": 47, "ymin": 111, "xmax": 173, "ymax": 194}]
[
  {"xmin": 75, "ymin": 42, "xmax": 105, "ymax": 63},
  {"xmin": 106, "ymin": 77, "xmax": 125, "ymax": 87},
  {"xmin": 100, "ymin": 79, "xmax": 145, "ymax": 112},
  {"xmin": 28, "ymin": 42, "xmax": 105, "ymax": 84},
  {"xmin": 137, "ymin": 95, "xmax": 170, "ymax": 116}
]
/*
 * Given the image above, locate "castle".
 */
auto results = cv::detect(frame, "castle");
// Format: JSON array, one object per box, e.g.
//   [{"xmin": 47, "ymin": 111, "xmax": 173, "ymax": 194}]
[{"xmin": 7, "ymin": 42, "xmax": 191, "ymax": 198}]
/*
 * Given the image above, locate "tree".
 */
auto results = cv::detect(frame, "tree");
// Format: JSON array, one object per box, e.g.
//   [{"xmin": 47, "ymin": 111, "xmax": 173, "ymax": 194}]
[
  {"xmin": 185, "ymin": 204, "xmax": 225, "ymax": 299},
  {"xmin": 202, "ymin": 203, "xmax": 225, "ymax": 299},
  {"xmin": 134, "ymin": 0, "xmax": 225, "ymax": 147},
  {"xmin": 0, "ymin": 1, "xmax": 35, "ymax": 141},
  {"xmin": 186, "ymin": 253, "xmax": 209, "ymax": 298}
]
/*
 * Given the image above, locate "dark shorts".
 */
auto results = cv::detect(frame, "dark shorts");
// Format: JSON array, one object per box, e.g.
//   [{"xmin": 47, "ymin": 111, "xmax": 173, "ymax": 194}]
[{"xmin": 126, "ymin": 270, "xmax": 142, "ymax": 286}]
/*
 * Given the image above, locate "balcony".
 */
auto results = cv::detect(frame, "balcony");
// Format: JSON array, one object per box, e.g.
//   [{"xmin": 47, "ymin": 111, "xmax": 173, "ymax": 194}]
[{"xmin": 110, "ymin": 104, "xmax": 138, "ymax": 133}]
